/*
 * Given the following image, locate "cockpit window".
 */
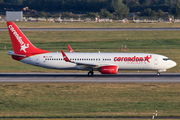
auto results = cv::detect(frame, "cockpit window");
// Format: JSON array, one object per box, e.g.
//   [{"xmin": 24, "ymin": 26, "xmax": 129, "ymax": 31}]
[{"xmin": 163, "ymin": 58, "xmax": 170, "ymax": 61}]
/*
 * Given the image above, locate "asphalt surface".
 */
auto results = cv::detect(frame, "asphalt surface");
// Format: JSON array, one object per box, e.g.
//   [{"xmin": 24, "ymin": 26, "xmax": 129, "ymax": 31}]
[
  {"xmin": 1, "ymin": 28, "xmax": 180, "ymax": 31},
  {"xmin": 0, "ymin": 73, "xmax": 180, "ymax": 83}
]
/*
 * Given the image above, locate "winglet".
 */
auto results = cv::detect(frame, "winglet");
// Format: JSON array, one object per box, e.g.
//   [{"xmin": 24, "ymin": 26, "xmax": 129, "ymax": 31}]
[
  {"xmin": 67, "ymin": 45, "xmax": 74, "ymax": 53},
  {"xmin": 61, "ymin": 50, "xmax": 71, "ymax": 62}
]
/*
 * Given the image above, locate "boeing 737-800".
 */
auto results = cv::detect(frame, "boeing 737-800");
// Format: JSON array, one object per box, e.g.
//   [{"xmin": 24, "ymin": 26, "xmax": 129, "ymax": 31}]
[{"xmin": 7, "ymin": 22, "xmax": 177, "ymax": 76}]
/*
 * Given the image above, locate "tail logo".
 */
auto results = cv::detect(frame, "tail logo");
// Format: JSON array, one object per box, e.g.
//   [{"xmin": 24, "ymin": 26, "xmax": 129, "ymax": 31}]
[
  {"xmin": 8, "ymin": 25, "xmax": 29, "ymax": 53},
  {"xmin": 20, "ymin": 44, "xmax": 29, "ymax": 53}
]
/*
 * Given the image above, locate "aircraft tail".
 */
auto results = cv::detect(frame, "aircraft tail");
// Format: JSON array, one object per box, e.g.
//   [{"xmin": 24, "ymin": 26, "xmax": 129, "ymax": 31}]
[{"xmin": 7, "ymin": 22, "xmax": 50, "ymax": 57}]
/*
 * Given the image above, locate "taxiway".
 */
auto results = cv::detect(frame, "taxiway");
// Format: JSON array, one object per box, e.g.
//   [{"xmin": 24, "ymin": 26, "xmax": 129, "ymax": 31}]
[{"xmin": 1, "ymin": 28, "xmax": 180, "ymax": 31}]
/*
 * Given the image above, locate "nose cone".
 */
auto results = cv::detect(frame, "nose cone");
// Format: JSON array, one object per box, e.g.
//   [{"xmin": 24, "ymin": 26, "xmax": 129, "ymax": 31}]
[{"xmin": 170, "ymin": 60, "xmax": 177, "ymax": 68}]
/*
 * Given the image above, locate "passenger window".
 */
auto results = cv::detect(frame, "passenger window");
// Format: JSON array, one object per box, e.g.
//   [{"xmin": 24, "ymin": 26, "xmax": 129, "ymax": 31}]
[{"xmin": 163, "ymin": 58, "xmax": 169, "ymax": 61}]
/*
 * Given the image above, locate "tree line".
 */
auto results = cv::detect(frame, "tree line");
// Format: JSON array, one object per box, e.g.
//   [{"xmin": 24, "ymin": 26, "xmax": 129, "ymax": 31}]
[{"xmin": 1, "ymin": 0, "xmax": 180, "ymax": 17}]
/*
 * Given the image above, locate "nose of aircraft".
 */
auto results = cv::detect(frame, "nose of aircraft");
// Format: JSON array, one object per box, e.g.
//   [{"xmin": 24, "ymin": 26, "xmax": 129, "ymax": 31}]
[{"xmin": 170, "ymin": 60, "xmax": 177, "ymax": 68}]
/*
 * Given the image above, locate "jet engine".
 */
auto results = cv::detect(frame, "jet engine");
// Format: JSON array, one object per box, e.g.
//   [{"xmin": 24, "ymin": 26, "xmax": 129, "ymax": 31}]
[{"xmin": 100, "ymin": 65, "xmax": 118, "ymax": 74}]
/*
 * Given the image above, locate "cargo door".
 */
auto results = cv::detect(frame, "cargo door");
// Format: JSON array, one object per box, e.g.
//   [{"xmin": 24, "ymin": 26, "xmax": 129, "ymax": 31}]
[{"xmin": 36, "ymin": 56, "xmax": 40, "ymax": 65}]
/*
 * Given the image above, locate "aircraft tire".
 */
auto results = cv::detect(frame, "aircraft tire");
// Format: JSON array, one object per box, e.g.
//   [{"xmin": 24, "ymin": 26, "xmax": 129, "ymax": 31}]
[
  {"xmin": 157, "ymin": 72, "xmax": 160, "ymax": 76},
  {"xmin": 88, "ymin": 71, "xmax": 94, "ymax": 77}
]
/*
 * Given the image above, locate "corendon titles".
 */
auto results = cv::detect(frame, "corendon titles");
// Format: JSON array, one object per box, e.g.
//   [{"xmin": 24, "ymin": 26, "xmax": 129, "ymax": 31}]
[
  {"xmin": 114, "ymin": 55, "xmax": 152, "ymax": 63},
  {"xmin": 9, "ymin": 25, "xmax": 29, "ymax": 53}
]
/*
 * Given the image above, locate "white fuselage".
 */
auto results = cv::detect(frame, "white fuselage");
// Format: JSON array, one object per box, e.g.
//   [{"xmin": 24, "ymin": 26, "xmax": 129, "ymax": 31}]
[
  {"xmin": 20, "ymin": 52, "xmax": 177, "ymax": 72},
  {"xmin": 7, "ymin": 22, "xmax": 177, "ymax": 75}
]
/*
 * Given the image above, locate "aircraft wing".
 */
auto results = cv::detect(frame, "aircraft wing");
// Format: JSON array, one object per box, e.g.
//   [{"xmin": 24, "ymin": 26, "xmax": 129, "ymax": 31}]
[
  {"xmin": 74, "ymin": 61, "xmax": 101, "ymax": 68},
  {"xmin": 61, "ymin": 50, "xmax": 115, "ymax": 69}
]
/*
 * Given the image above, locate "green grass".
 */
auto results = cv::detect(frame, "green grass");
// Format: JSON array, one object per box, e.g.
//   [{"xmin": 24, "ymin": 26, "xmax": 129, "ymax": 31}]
[
  {"xmin": 2, "ymin": 21, "xmax": 180, "ymax": 28},
  {"xmin": 0, "ymin": 31, "xmax": 180, "ymax": 72},
  {"xmin": 1, "ymin": 24, "xmax": 180, "ymax": 118},
  {"xmin": 0, "ymin": 83, "xmax": 180, "ymax": 117}
]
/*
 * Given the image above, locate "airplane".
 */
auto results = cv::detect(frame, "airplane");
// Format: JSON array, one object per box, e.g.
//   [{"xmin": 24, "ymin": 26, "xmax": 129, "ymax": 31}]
[{"xmin": 6, "ymin": 21, "xmax": 177, "ymax": 76}]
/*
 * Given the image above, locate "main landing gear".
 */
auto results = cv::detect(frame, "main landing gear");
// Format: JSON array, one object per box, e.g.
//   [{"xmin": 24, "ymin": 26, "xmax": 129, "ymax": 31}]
[
  {"xmin": 88, "ymin": 71, "xmax": 94, "ymax": 77},
  {"xmin": 157, "ymin": 72, "xmax": 160, "ymax": 76}
]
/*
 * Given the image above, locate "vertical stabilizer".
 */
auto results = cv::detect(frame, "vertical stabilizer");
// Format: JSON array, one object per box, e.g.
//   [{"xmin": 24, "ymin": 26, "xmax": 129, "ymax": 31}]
[{"xmin": 7, "ymin": 22, "xmax": 50, "ymax": 57}]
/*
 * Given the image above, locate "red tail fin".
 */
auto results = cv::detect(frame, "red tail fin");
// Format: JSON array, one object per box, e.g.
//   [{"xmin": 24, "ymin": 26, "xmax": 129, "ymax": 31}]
[{"xmin": 7, "ymin": 22, "xmax": 50, "ymax": 57}]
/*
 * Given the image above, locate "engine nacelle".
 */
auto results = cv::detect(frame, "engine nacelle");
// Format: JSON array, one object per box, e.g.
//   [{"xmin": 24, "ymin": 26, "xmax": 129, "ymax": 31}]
[{"xmin": 100, "ymin": 65, "xmax": 118, "ymax": 74}]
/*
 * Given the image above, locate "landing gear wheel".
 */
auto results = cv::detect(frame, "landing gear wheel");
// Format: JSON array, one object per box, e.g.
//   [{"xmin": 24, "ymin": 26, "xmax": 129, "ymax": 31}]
[
  {"xmin": 88, "ymin": 71, "xmax": 94, "ymax": 77},
  {"xmin": 157, "ymin": 72, "xmax": 160, "ymax": 76}
]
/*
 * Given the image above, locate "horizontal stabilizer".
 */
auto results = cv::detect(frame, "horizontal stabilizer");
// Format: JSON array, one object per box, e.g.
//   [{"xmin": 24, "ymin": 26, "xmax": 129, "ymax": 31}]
[{"xmin": 6, "ymin": 51, "xmax": 26, "ymax": 57}]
